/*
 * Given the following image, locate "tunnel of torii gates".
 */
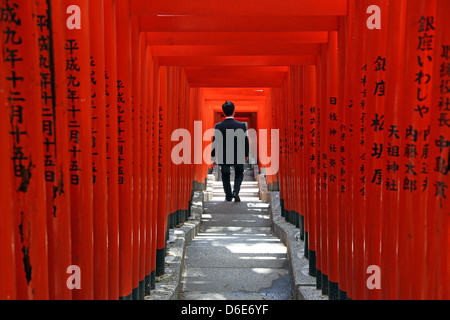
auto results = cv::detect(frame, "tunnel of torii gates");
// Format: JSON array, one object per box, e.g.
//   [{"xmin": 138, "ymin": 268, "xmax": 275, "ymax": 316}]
[{"xmin": 0, "ymin": 0, "xmax": 449, "ymax": 301}]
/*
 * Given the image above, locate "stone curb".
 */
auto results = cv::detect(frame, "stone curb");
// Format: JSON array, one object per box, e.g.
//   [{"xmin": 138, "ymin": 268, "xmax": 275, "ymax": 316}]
[
  {"xmin": 145, "ymin": 191, "xmax": 204, "ymax": 300},
  {"xmin": 257, "ymin": 174, "xmax": 269, "ymax": 202},
  {"xmin": 268, "ymin": 192, "xmax": 327, "ymax": 300}
]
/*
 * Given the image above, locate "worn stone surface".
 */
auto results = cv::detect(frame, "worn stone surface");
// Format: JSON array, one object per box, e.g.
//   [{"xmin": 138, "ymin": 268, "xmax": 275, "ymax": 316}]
[
  {"xmin": 257, "ymin": 174, "xmax": 269, "ymax": 202},
  {"xmin": 180, "ymin": 170, "xmax": 293, "ymax": 300}
]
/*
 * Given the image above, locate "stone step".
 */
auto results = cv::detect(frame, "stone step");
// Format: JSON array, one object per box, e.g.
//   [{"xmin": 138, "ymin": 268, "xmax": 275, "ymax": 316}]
[{"xmin": 180, "ymin": 173, "xmax": 293, "ymax": 300}]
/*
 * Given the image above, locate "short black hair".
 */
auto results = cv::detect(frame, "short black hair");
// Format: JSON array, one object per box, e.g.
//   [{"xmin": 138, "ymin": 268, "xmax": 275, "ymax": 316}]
[{"xmin": 222, "ymin": 101, "xmax": 235, "ymax": 116}]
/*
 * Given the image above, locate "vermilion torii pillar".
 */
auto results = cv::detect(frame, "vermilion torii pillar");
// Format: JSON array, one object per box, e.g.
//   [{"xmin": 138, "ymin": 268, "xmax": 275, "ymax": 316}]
[
  {"xmin": 1, "ymin": 0, "xmax": 49, "ymax": 300},
  {"xmin": 37, "ymin": 0, "xmax": 72, "ymax": 300},
  {"xmin": 56, "ymin": 0, "xmax": 94, "ymax": 300},
  {"xmin": 0, "ymin": 8, "xmax": 15, "ymax": 299},
  {"xmin": 115, "ymin": 0, "xmax": 134, "ymax": 300},
  {"xmin": 103, "ymin": 0, "xmax": 120, "ymax": 300},
  {"xmin": 89, "ymin": 0, "xmax": 108, "ymax": 300}
]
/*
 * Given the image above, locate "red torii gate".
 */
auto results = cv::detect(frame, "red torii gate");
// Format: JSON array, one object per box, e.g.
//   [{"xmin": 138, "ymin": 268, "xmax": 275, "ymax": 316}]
[{"xmin": 0, "ymin": 0, "xmax": 448, "ymax": 301}]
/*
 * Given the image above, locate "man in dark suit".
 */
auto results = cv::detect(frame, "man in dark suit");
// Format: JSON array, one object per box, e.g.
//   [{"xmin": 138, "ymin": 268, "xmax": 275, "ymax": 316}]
[{"xmin": 211, "ymin": 101, "xmax": 249, "ymax": 202}]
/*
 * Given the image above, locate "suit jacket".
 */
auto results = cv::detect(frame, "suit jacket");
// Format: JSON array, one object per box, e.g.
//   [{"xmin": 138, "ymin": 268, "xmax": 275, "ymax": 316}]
[{"xmin": 211, "ymin": 118, "xmax": 249, "ymax": 165}]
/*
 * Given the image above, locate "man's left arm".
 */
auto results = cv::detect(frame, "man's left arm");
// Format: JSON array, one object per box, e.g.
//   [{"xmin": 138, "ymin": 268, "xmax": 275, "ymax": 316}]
[
  {"xmin": 243, "ymin": 123, "xmax": 249, "ymax": 160},
  {"xmin": 211, "ymin": 124, "xmax": 218, "ymax": 166}
]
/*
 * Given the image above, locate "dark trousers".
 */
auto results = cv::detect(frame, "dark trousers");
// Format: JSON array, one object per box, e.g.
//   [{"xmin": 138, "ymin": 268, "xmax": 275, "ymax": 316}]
[{"xmin": 221, "ymin": 164, "xmax": 244, "ymax": 199}]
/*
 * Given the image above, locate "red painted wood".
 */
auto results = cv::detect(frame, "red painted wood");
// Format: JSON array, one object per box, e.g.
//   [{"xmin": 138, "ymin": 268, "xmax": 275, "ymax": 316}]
[
  {"xmin": 4, "ymin": 0, "xmax": 49, "ymax": 300},
  {"xmin": 104, "ymin": 0, "xmax": 120, "ymax": 300},
  {"xmin": 131, "ymin": 15, "xmax": 141, "ymax": 298},
  {"xmin": 146, "ymin": 32, "xmax": 328, "ymax": 46},
  {"xmin": 89, "ymin": 0, "xmax": 109, "ymax": 300},
  {"xmin": 131, "ymin": 0, "xmax": 347, "ymax": 16},
  {"xmin": 37, "ymin": 0, "xmax": 72, "ymax": 300},
  {"xmin": 0, "ymin": 0, "xmax": 448, "ymax": 301},
  {"xmin": 139, "ymin": 16, "xmax": 339, "ymax": 33},
  {"xmin": 116, "ymin": 0, "xmax": 134, "ymax": 299},
  {"xmin": 60, "ymin": 0, "xmax": 95, "ymax": 300},
  {"xmin": 0, "ymin": 11, "xmax": 16, "ymax": 299}
]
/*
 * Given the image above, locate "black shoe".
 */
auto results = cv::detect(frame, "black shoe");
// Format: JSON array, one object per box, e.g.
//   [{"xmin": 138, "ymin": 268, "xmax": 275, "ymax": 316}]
[
  {"xmin": 225, "ymin": 197, "xmax": 233, "ymax": 202},
  {"xmin": 233, "ymin": 191, "xmax": 241, "ymax": 202}
]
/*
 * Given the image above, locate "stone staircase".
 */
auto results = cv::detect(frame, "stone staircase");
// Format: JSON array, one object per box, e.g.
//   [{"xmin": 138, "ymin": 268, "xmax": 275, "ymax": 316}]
[{"xmin": 180, "ymin": 166, "xmax": 293, "ymax": 300}]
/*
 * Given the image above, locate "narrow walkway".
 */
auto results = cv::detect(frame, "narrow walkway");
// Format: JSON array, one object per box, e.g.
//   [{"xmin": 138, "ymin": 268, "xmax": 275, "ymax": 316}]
[{"xmin": 180, "ymin": 169, "xmax": 293, "ymax": 300}]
